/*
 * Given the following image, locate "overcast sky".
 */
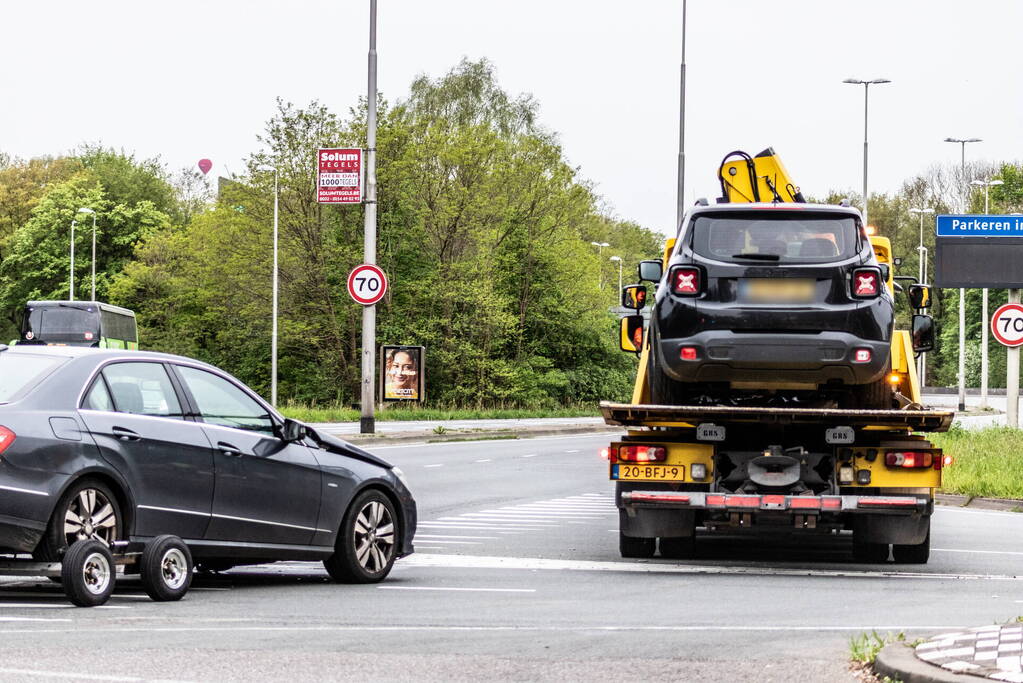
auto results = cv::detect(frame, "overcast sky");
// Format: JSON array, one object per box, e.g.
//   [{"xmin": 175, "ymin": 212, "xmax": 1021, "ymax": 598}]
[{"xmin": 3, "ymin": 1, "xmax": 1021, "ymax": 235}]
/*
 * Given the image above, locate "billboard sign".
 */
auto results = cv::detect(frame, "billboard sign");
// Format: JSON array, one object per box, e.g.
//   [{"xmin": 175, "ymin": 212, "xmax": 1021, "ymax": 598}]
[
  {"xmin": 934, "ymin": 214, "xmax": 1023, "ymax": 288},
  {"xmin": 380, "ymin": 345, "xmax": 425, "ymax": 402},
  {"xmin": 317, "ymin": 148, "xmax": 363, "ymax": 204}
]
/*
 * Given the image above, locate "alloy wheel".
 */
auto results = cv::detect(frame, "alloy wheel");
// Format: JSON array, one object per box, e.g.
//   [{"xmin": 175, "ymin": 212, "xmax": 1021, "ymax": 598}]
[
  {"xmin": 63, "ymin": 488, "xmax": 118, "ymax": 548},
  {"xmin": 352, "ymin": 500, "xmax": 395, "ymax": 573}
]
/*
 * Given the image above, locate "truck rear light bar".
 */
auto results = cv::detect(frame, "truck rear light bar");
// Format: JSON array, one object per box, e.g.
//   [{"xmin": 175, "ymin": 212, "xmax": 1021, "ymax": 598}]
[
  {"xmin": 621, "ymin": 492, "xmax": 923, "ymax": 512},
  {"xmin": 615, "ymin": 445, "xmax": 667, "ymax": 463},
  {"xmin": 885, "ymin": 450, "xmax": 939, "ymax": 469},
  {"xmin": 856, "ymin": 497, "xmax": 921, "ymax": 508},
  {"xmin": 627, "ymin": 492, "xmax": 691, "ymax": 505}
]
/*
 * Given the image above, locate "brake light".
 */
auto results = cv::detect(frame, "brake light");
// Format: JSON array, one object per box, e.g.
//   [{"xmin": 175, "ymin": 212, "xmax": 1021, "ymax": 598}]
[
  {"xmin": 670, "ymin": 267, "xmax": 701, "ymax": 296},
  {"xmin": 680, "ymin": 347, "xmax": 698, "ymax": 361},
  {"xmin": 885, "ymin": 451, "xmax": 934, "ymax": 468},
  {"xmin": 853, "ymin": 349, "xmax": 872, "ymax": 363},
  {"xmin": 852, "ymin": 268, "xmax": 880, "ymax": 298},
  {"xmin": 618, "ymin": 445, "xmax": 667, "ymax": 462},
  {"xmin": 0, "ymin": 426, "xmax": 15, "ymax": 456}
]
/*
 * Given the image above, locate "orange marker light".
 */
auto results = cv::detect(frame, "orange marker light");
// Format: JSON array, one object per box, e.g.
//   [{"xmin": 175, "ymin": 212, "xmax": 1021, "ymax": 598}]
[{"xmin": 887, "ymin": 373, "xmax": 901, "ymax": 385}]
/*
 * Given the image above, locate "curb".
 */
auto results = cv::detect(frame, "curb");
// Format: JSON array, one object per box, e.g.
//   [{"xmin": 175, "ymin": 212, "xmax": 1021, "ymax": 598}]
[
  {"xmin": 874, "ymin": 644, "xmax": 982, "ymax": 683},
  {"xmin": 338, "ymin": 424, "xmax": 622, "ymax": 446},
  {"xmin": 935, "ymin": 493, "xmax": 1023, "ymax": 512}
]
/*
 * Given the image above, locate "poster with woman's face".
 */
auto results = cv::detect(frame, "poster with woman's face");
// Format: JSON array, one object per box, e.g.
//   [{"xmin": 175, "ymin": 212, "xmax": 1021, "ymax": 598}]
[{"xmin": 382, "ymin": 346, "xmax": 423, "ymax": 401}]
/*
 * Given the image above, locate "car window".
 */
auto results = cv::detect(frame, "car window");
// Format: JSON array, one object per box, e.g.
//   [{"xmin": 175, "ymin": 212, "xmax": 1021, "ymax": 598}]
[
  {"xmin": 102, "ymin": 362, "xmax": 183, "ymax": 419},
  {"xmin": 82, "ymin": 377, "xmax": 114, "ymax": 411},
  {"xmin": 176, "ymin": 366, "xmax": 274, "ymax": 435},
  {"xmin": 690, "ymin": 212, "xmax": 858, "ymax": 264},
  {"xmin": 0, "ymin": 353, "xmax": 65, "ymax": 403}
]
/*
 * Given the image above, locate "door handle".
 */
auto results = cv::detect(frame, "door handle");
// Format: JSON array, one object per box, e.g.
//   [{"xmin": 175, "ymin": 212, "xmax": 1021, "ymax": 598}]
[
  {"xmin": 112, "ymin": 426, "xmax": 141, "ymax": 441},
  {"xmin": 217, "ymin": 442, "xmax": 242, "ymax": 457}
]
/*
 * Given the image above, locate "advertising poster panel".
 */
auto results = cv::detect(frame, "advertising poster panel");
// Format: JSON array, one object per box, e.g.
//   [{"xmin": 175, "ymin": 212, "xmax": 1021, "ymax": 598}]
[
  {"xmin": 381, "ymin": 345, "xmax": 425, "ymax": 401},
  {"xmin": 317, "ymin": 148, "xmax": 363, "ymax": 204}
]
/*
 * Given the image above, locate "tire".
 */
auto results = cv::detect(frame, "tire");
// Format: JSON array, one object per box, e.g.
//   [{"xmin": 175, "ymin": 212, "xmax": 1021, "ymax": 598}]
[
  {"xmin": 647, "ymin": 329, "xmax": 687, "ymax": 405},
  {"xmin": 892, "ymin": 530, "xmax": 930, "ymax": 564},
  {"xmin": 36, "ymin": 479, "xmax": 122, "ymax": 561},
  {"xmin": 852, "ymin": 538, "xmax": 890, "ymax": 563},
  {"xmin": 140, "ymin": 535, "xmax": 193, "ymax": 601},
  {"xmin": 61, "ymin": 539, "xmax": 115, "ymax": 607},
  {"xmin": 659, "ymin": 535, "xmax": 696, "ymax": 560},
  {"xmin": 324, "ymin": 489, "xmax": 399, "ymax": 584},
  {"xmin": 619, "ymin": 532, "xmax": 656, "ymax": 558}
]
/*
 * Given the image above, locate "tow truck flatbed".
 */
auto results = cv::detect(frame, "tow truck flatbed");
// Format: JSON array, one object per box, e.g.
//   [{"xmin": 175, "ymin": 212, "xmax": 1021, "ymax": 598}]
[{"xmin": 599, "ymin": 402, "xmax": 954, "ymax": 432}]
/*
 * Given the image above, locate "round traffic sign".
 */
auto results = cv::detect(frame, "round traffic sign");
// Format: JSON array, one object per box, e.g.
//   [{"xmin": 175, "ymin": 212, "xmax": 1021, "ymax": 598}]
[
  {"xmin": 991, "ymin": 303, "xmax": 1023, "ymax": 347},
  {"xmin": 346, "ymin": 264, "xmax": 388, "ymax": 306}
]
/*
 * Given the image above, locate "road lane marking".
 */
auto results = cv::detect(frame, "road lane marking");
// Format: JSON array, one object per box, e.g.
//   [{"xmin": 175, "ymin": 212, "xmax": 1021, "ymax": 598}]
[
  {"xmin": 416, "ymin": 535, "xmax": 499, "ymax": 540},
  {"xmin": 475, "ymin": 459, "xmax": 492, "ymax": 463},
  {"xmin": 0, "ymin": 669, "xmax": 149, "ymax": 681},
  {"xmin": 521, "ymin": 454, "xmax": 538, "ymax": 458},
  {"xmin": 934, "ymin": 548, "xmax": 1023, "ymax": 557},
  {"xmin": 0, "ymin": 617, "xmax": 73, "ymax": 622},
  {"xmin": 424, "ymin": 464, "xmax": 445, "ymax": 468},
  {"xmin": 0, "ymin": 603, "xmax": 130, "ymax": 610},
  {"xmin": 403, "ymin": 553, "xmax": 1023, "ymax": 582},
  {"xmin": 406, "ymin": 540, "xmax": 481, "ymax": 545},
  {"xmin": 377, "ymin": 586, "xmax": 536, "ymax": 593},
  {"xmin": 565, "ymin": 450, "xmax": 581, "ymax": 453}
]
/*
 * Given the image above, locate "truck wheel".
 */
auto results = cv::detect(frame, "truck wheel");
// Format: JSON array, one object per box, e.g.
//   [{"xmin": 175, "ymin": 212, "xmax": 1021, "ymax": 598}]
[
  {"xmin": 140, "ymin": 535, "xmax": 193, "ymax": 601},
  {"xmin": 658, "ymin": 536, "xmax": 696, "ymax": 559},
  {"xmin": 61, "ymin": 539, "xmax": 115, "ymax": 607},
  {"xmin": 620, "ymin": 532, "xmax": 656, "ymax": 558},
  {"xmin": 892, "ymin": 530, "xmax": 930, "ymax": 564},
  {"xmin": 852, "ymin": 539, "xmax": 889, "ymax": 563}
]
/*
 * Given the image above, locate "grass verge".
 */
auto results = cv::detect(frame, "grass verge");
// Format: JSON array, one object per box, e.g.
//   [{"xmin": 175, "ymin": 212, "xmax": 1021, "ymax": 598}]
[
  {"xmin": 279, "ymin": 404, "xmax": 601, "ymax": 424},
  {"xmin": 930, "ymin": 427, "xmax": 1023, "ymax": 499}
]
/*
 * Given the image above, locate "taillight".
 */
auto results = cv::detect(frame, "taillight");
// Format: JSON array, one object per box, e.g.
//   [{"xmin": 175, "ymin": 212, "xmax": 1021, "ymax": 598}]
[
  {"xmin": 885, "ymin": 451, "xmax": 934, "ymax": 468},
  {"xmin": 0, "ymin": 426, "xmax": 15, "ymax": 457},
  {"xmin": 852, "ymin": 268, "xmax": 881, "ymax": 298},
  {"xmin": 670, "ymin": 266, "xmax": 701, "ymax": 296},
  {"xmin": 618, "ymin": 445, "xmax": 667, "ymax": 462}
]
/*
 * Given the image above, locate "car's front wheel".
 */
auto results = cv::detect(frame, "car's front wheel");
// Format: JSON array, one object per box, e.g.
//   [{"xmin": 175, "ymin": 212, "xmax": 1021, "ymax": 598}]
[
  {"xmin": 324, "ymin": 489, "xmax": 399, "ymax": 584},
  {"xmin": 36, "ymin": 480, "xmax": 122, "ymax": 561}
]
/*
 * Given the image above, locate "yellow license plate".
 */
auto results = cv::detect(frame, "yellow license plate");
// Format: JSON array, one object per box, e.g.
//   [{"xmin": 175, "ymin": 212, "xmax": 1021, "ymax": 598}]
[
  {"xmin": 742, "ymin": 278, "xmax": 815, "ymax": 303},
  {"xmin": 616, "ymin": 464, "xmax": 685, "ymax": 481}
]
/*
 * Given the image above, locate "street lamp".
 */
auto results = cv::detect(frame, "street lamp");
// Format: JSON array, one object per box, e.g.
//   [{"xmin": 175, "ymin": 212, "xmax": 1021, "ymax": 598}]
[
  {"xmin": 842, "ymin": 78, "xmax": 891, "ymax": 227},
  {"xmin": 256, "ymin": 165, "xmax": 280, "ymax": 407},
  {"xmin": 970, "ymin": 178, "xmax": 1004, "ymax": 409},
  {"xmin": 945, "ymin": 136, "xmax": 982, "ymax": 411},
  {"xmin": 77, "ymin": 208, "xmax": 97, "ymax": 301},
  {"xmin": 69, "ymin": 215, "xmax": 77, "ymax": 301},
  {"xmin": 908, "ymin": 207, "xmax": 934, "ymax": 385},
  {"xmin": 609, "ymin": 256, "xmax": 623, "ymax": 294},
  {"xmin": 590, "ymin": 242, "xmax": 610, "ymax": 288}
]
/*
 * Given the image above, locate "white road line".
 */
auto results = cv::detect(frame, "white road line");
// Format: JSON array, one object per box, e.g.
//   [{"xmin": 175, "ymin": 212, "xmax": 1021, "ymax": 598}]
[
  {"xmin": 0, "ymin": 617, "xmax": 73, "ymax": 623},
  {"xmin": 565, "ymin": 450, "xmax": 581, "ymax": 453},
  {"xmin": 475, "ymin": 459, "xmax": 492, "ymax": 463},
  {"xmin": 404, "ymin": 553, "xmax": 1023, "ymax": 582},
  {"xmin": 424, "ymin": 464, "xmax": 445, "ymax": 468},
  {"xmin": 377, "ymin": 586, "xmax": 536, "ymax": 593},
  {"xmin": 0, "ymin": 669, "xmax": 145, "ymax": 681},
  {"xmin": 934, "ymin": 548, "xmax": 1023, "ymax": 557},
  {"xmin": 521, "ymin": 454, "xmax": 538, "ymax": 458},
  {"xmin": 415, "ymin": 535, "xmax": 499, "ymax": 540},
  {"xmin": 418, "ymin": 523, "xmax": 526, "ymax": 531},
  {"xmin": 0, "ymin": 603, "xmax": 130, "ymax": 610},
  {"xmin": 407, "ymin": 540, "xmax": 481, "ymax": 545},
  {"xmin": 435, "ymin": 517, "xmax": 553, "ymax": 527}
]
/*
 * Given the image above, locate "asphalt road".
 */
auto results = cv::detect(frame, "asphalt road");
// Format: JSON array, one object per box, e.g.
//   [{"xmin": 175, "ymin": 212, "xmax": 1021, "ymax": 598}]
[{"xmin": 0, "ymin": 432, "xmax": 1020, "ymax": 682}]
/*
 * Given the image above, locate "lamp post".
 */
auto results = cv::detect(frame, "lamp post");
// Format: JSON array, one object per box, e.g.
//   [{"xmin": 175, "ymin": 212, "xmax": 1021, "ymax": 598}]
[
  {"xmin": 842, "ymin": 78, "xmax": 890, "ymax": 227},
  {"xmin": 609, "ymin": 256, "xmax": 623, "ymax": 294},
  {"xmin": 970, "ymin": 178, "xmax": 1004, "ymax": 409},
  {"xmin": 77, "ymin": 208, "xmax": 97, "ymax": 301},
  {"xmin": 909, "ymin": 207, "xmax": 934, "ymax": 385},
  {"xmin": 676, "ymin": 0, "xmax": 687, "ymax": 228},
  {"xmin": 590, "ymin": 242, "xmax": 610, "ymax": 288},
  {"xmin": 945, "ymin": 137, "xmax": 982, "ymax": 411},
  {"xmin": 257, "ymin": 165, "xmax": 280, "ymax": 408},
  {"xmin": 69, "ymin": 216, "xmax": 77, "ymax": 301}
]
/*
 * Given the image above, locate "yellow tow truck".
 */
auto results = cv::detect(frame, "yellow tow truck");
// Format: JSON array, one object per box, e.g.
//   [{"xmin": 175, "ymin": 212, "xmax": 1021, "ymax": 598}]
[{"xmin": 605, "ymin": 149, "xmax": 952, "ymax": 563}]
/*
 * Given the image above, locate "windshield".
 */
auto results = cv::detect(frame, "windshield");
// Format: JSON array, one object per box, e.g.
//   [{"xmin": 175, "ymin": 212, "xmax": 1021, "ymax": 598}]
[
  {"xmin": 0, "ymin": 354, "xmax": 64, "ymax": 402},
  {"xmin": 690, "ymin": 212, "xmax": 859, "ymax": 264},
  {"xmin": 22, "ymin": 305, "xmax": 101, "ymax": 344}
]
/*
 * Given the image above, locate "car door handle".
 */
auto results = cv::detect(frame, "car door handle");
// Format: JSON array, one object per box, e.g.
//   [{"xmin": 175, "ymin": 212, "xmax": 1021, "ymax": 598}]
[
  {"xmin": 217, "ymin": 442, "xmax": 243, "ymax": 457},
  {"xmin": 112, "ymin": 426, "xmax": 141, "ymax": 441}
]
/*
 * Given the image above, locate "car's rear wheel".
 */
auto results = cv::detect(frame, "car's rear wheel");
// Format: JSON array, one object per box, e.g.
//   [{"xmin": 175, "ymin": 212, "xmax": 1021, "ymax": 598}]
[
  {"xmin": 647, "ymin": 329, "xmax": 688, "ymax": 405},
  {"xmin": 848, "ymin": 366, "xmax": 895, "ymax": 410},
  {"xmin": 36, "ymin": 480, "xmax": 122, "ymax": 561},
  {"xmin": 324, "ymin": 490, "xmax": 399, "ymax": 584}
]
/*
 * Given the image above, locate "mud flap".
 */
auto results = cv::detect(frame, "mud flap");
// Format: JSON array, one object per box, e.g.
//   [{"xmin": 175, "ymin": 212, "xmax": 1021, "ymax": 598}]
[
  {"xmin": 853, "ymin": 513, "xmax": 929, "ymax": 545},
  {"xmin": 619, "ymin": 508, "xmax": 695, "ymax": 539}
]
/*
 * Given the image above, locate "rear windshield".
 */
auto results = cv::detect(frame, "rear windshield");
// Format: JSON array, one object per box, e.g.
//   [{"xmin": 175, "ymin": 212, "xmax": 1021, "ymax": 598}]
[
  {"xmin": 0, "ymin": 354, "xmax": 64, "ymax": 402},
  {"xmin": 690, "ymin": 212, "xmax": 859, "ymax": 264},
  {"xmin": 22, "ymin": 306, "xmax": 100, "ymax": 344}
]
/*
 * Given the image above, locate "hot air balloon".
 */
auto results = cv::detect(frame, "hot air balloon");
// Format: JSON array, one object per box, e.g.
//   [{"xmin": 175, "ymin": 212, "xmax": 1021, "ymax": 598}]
[{"xmin": 197, "ymin": 159, "xmax": 213, "ymax": 175}]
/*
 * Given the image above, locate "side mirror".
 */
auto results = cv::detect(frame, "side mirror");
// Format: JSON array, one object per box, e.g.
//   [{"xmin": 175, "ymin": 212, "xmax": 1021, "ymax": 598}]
[
  {"xmin": 619, "ymin": 315, "xmax": 644, "ymax": 353},
  {"xmin": 638, "ymin": 260, "xmax": 663, "ymax": 283},
  {"xmin": 912, "ymin": 314, "xmax": 935, "ymax": 353},
  {"xmin": 621, "ymin": 284, "xmax": 647, "ymax": 310},
  {"xmin": 908, "ymin": 284, "xmax": 931, "ymax": 309},
  {"xmin": 281, "ymin": 418, "xmax": 307, "ymax": 442},
  {"xmin": 878, "ymin": 263, "xmax": 891, "ymax": 283}
]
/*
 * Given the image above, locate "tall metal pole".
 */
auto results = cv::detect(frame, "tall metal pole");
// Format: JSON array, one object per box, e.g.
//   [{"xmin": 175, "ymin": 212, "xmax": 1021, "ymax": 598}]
[
  {"xmin": 945, "ymin": 137, "xmax": 980, "ymax": 412},
  {"xmin": 862, "ymin": 84, "xmax": 869, "ymax": 228},
  {"xmin": 1009, "ymin": 288, "xmax": 1021, "ymax": 428},
  {"xmin": 675, "ymin": 0, "xmax": 686, "ymax": 228},
  {"xmin": 69, "ymin": 219, "xmax": 77, "ymax": 301},
  {"xmin": 90, "ymin": 214, "xmax": 97, "ymax": 301},
  {"xmin": 271, "ymin": 169, "xmax": 279, "ymax": 408},
  {"xmin": 360, "ymin": 0, "xmax": 379, "ymax": 434},
  {"xmin": 981, "ymin": 184, "xmax": 989, "ymax": 409}
]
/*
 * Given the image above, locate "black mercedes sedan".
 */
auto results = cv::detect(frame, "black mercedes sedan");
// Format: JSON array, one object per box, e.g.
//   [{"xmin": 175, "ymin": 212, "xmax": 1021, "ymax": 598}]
[{"xmin": 0, "ymin": 345, "xmax": 415, "ymax": 583}]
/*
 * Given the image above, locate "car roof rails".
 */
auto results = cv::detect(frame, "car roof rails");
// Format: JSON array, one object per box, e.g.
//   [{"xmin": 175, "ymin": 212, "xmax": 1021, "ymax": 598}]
[
  {"xmin": 694, "ymin": 197, "xmax": 710, "ymax": 206},
  {"xmin": 839, "ymin": 198, "xmax": 852, "ymax": 207}
]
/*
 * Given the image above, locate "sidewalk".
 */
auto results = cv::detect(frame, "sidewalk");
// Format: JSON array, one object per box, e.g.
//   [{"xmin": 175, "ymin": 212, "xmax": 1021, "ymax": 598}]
[{"xmin": 877, "ymin": 625, "xmax": 1023, "ymax": 682}]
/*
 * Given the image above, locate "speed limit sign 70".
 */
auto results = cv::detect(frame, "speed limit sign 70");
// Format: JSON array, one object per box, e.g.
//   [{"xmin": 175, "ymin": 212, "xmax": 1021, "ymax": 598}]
[
  {"xmin": 347, "ymin": 264, "xmax": 388, "ymax": 306},
  {"xmin": 992, "ymin": 303, "xmax": 1023, "ymax": 347}
]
